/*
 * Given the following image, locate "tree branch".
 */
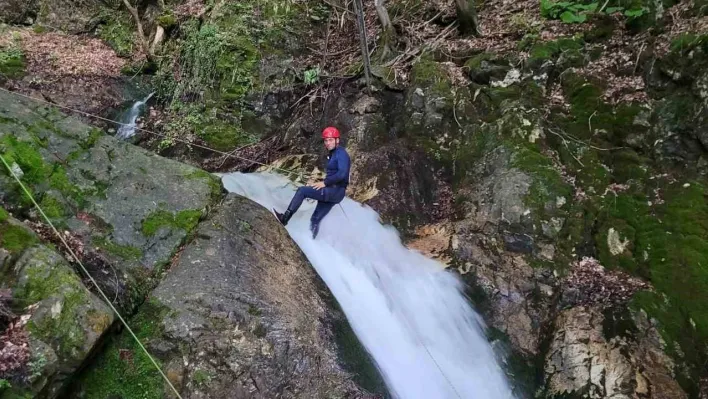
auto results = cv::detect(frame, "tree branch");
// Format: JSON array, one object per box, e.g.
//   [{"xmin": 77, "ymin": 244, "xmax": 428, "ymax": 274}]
[{"xmin": 121, "ymin": 0, "xmax": 152, "ymax": 59}]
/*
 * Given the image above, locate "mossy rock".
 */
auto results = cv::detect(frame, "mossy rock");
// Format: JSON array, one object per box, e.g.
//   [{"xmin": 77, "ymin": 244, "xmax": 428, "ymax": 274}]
[
  {"xmin": 586, "ymin": 180, "xmax": 708, "ymax": 394},
  {"xmin": 3, "ymin": 243, "xmax": 114, "ymax": 397},
  {"xmin": 410, "ymin": 56, "xmax": 451, "ymax": 94},
  {"xmin": 464, "ymin": 52, "xmax": 510, "ymax": 85},
  {"xmin": 68, "ymin": 297, "xmax": 171, "ymax": 398},
  {"xmin": 527, "ymin": 35, "xmax": 584, "ymax": 69},
  {"xmin": 583, "ymin": 14, "xmax": 616, "ymax": 42},
  {"xmin": 659, "ymin": 34, "xmax": 708, "ymax": 83}
]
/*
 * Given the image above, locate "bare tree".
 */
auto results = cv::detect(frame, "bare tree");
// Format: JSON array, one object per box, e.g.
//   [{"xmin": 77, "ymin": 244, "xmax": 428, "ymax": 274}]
[
  {"xmin": 121, "ymin": 0, "xmax": 152, "ymax": 58},
  {"xmin": 375, "ymin": 0, "xmax": 395, "ymax": 60},
  {"xmin": 455, "ymin": 0, "xmax": 480, "ymax": 36}
]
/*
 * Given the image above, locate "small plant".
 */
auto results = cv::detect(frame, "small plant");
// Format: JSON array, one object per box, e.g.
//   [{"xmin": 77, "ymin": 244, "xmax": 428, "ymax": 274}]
[
  {"xmin": 540, "ymin": 0, "xmax": 648, "ymax": 24},
  {"xmin": 28, "ymin": 353, "xmax": 47, "ymax": 381},
  {"xmin": 541, "ymin": 0, "xmax": 599, "ymax": 23},
  {"xmin": 303, "ymin": 67, "xmax": 319, "ymax": 85},
  {"xmin": 0, "ymin": 46, "xmax": 25, "ymax": 78}
]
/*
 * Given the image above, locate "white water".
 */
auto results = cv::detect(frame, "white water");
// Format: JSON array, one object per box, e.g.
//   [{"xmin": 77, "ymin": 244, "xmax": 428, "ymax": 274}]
[
  {"xmin": 221, "ymin": 171, "xmax": 516, "ymax": 399},
  {"xmin": 116, "ymin": 92, "xmax": 154, "ymax": 139}
]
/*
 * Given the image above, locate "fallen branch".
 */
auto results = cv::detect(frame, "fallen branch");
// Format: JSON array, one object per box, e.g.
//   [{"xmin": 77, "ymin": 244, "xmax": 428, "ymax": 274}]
[{"xmin": 548, "ymin": 127, "xmax": 624, "ymax": 151}]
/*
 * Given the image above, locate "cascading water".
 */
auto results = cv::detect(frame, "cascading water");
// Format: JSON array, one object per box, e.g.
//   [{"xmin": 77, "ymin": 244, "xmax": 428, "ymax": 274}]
[
  {"xmin": 116, "ymin": 92, "xmax": 154, "ymax": 139},
  {"xmin": 220, "ymin": 171, "xmax": 517, "ymax": 399}
]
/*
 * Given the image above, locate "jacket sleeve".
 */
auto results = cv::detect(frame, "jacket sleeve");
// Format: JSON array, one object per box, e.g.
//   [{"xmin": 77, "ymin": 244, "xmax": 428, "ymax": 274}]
[{"xmin": 324, "ymin": 150, "xmax": 350, "ymax": 186}]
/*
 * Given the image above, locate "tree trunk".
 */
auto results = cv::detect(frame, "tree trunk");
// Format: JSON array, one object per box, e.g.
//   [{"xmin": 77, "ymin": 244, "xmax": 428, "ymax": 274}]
[
  {"xmin": 352, "ymin": 0, "xmax": 372, "ymax": 93},
  {"xmin": 374, "ymin": 0, "xmax": 395, "ymax": 60},
  {"xmin": 455, "ymin": 0, "xmax": 480, "ymax": 36},
  {"xmin": 151, "ymin": 25, "xmax": 165, "ymax": 55},
  {"xmin": 121, "ymin": 0, "xmax": 152, "ymax": 59}
]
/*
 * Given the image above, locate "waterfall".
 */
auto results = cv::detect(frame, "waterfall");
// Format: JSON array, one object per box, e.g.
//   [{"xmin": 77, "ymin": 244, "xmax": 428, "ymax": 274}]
[
  {"xmin": 116, "ymin": 92, "xmax": 154, "ymax": 140},
  {"xmin": 220, "ymin": 171, "xmax": 517, "ymax": 399}
]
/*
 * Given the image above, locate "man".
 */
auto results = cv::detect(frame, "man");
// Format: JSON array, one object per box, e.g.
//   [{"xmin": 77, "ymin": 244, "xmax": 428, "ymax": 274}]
[{"xmin": 274, "ymin": 126, "xmax": 351, "ymax": 239}]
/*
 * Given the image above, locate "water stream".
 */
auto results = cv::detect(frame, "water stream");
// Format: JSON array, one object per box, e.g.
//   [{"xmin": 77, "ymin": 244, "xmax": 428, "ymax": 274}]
[
  {"xmin": 220, "ymin": 171, "xmax": 516, "ymax": 399},
  {"xmin": 116, "ymin": 92, "xmax": 154, "ymax": 140}
]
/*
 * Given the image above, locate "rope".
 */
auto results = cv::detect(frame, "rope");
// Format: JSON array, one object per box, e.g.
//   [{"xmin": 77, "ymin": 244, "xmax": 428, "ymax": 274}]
[
  {"xmin": 0, "ymin": 85, "xmax": 465, "ymax": 398},
  {"xmin": 336, "ymin": 207, "xmax": 463, "ymax": 399},
  {"xmin": 0, "ymin": 87, "xmax": 302, "ymax": 179},
  {"xmin": 0, "ymin": 153, "xmax": 183, "ymax": 399}
]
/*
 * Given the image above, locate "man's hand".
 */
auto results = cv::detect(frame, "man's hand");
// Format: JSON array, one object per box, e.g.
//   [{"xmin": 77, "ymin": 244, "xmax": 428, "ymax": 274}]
[{"xmin": 309, "ymin": 181, "xmax": 326, "ymax": 190}]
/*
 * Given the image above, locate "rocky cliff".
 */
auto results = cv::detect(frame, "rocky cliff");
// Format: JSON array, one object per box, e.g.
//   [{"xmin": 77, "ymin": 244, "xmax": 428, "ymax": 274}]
[
  {"xmin": 2, "ymin": 0, "xmax": 708, "ymax": 397},
  {"xmin": 0, "ymin": 90, "xmax": 370, "ymax": 398}
]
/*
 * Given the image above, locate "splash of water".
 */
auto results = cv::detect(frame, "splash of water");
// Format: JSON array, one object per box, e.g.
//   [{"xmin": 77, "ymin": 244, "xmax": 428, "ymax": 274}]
[
  {"xmin": 116, "ymin": 92, "xmax": 154, "ymax": 140},
  {"xmin": 220, "ymin": 171, "xmax": 516, "ymax": 399}
]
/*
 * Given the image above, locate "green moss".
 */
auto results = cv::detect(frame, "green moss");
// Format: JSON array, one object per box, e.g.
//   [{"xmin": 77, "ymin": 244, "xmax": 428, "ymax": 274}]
[
  {"xmin": 0, "ymin": 135, "xmax": 50, "ymax": 184},
  {"xmin": 192, "ymin": 369, "xmax": 212, "ymax": 386},
  {"xmin": 141, "ymin": 209, "xmax": 202, "ymax": 237},
  {"xmin": 74, "ymin": 297, "xmax": 171, "ymax": 398},
  {"xmin": 79, "ymin": 129, "xmax": 103, "ymax": 149},
  {"xmin": 410, "ymin": 56, "xmax": 451, "ymax": 94},
  {"xmin": 464, "ymin": 52, "xmax": 498, "ymax": 70},
  {"xmin": 199, "ymin": 119, "xmax": 255, "ymax": 152},
  {"xmin": 0, "ymin": 46, "xmax": 25, "ymax": 78},
  {"xmin": 0, "ymin": 207, "xmax": 7, "ymax": 223},
  {"xmin": 528, "ymin": 35, "xmax": 584, "ymax": 68},
  {"xmin": 589, "ymin": 181, "xmax": 708, "ymax": 393},
  {"xmin": 27, "ymin": 291, "xmax": 86, "ymax": 358},
  {"xmin": 0, "ymin": 224, "xmax": 37, "ymax": 254},
  {"xmin": 13, "ymin": 252, "xmax": 88, "ymax": 358},
  {"xmin": 512, "ymin": 145, "xmax": 573, "ymax": 221},
  {"xmin": 156, "ymin": 13, "xmax": 177, "ymax": 28},
  {"xmin": 93, "ymin": 236, "xmax": 142, "ymax": 260},
  {"xmin": 97, "ymin": 13, "xmax": 135, "ymax": 57},
  {"xmin": 185, "ymin": 169, "xmax": 224, "ymax": 202},
  {"xmin": 38, "ymin": 193, "xmax": 67, "ymax": 220}
]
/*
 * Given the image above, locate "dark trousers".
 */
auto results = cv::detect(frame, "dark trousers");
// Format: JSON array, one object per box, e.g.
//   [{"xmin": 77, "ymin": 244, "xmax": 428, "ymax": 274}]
[{"xmin": 287, "ymin": 186, "xmax": 342, "ymax": 225}]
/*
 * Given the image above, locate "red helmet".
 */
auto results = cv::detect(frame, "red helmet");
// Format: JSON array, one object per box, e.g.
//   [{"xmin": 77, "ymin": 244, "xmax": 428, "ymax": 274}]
[{"xmin": 322, "ymin": 126, "xmax": 340, "ymax": 139}]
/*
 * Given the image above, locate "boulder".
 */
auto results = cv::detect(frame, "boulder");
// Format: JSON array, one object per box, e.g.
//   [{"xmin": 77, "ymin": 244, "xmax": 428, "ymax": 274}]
[
  {"xmin": 70, "ymin": 194, "xmax": 368, "ymax": 398},
  {"xmin": 0, "ymin": 215, "xmax": 114, "ymax": 398},
  {"xmin": 542, "ymin": 306, "xmax": 687, "ymax": 399},
  {"xmin": 0, "ymin": 89, "xmax": 221, "ymax": 313}
]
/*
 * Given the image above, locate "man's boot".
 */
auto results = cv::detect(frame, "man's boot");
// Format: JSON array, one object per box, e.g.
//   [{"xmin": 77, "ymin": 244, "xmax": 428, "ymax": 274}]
[
  {"xmin": 274, "ymin": 209, "xmax": 293, "ymax": 226},
  {"xmin": 310, "ymin": 221, "xmax": 320, "ymax": 239}
]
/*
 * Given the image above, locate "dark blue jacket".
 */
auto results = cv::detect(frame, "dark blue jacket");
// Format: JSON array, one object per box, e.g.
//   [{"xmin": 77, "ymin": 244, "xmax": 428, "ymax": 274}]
[{"xmin": 322, "ymin": 146, "xmax": 350, "ymax": 203}]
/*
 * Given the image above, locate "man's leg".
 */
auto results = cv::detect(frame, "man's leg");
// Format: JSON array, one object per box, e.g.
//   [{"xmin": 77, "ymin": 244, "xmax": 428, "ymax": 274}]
[
  {"xmin": 274, "ymin": 186, "xmax": 323, "ymax": 226},
  {"xmin": 309, "ymin": 201, "xmax": 336, "ymax": 239}
]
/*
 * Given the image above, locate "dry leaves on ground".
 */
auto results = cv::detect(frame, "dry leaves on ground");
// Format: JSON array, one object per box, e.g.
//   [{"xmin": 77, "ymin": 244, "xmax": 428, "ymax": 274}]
[{"xmin": 563, "ymin": 256, "xmax": 651, "ymax": 308}]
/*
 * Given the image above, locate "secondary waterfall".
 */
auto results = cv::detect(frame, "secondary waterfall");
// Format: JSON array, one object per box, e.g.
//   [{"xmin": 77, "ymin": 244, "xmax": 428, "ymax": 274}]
[
  {"xmin": 220, "ymin": 171, "xmax": 516, "ymax": 399},
  {"xmin": 116, "ymin": 92, "xmax": 153, "ymax": 139}
]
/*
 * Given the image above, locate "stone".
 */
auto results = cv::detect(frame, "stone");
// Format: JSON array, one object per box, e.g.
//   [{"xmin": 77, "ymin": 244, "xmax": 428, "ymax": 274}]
[
  {"xmin": 77, "ymin": 194, "xmax": 367, "ymax": 397},
  {"xmin": 542, "ymin": 306, "xmax": 687, "ymax": 399},
  {"xmin": 0, "ymin": 89, "xmax": 221, "ymax": 313},
  {"xmin": 0, "ymin": 223, "xmax": 114, "ymax": 398}
]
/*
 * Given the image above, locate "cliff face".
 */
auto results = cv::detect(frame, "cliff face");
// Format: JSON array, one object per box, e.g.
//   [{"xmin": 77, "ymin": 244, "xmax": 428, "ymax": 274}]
[
  {"xmin": 2, "ymin": 0, "xmax": 708, "ymax": 396},
  {"xmin": 0, "ymin": 91, "xmax": 369, "ymax": 398}
]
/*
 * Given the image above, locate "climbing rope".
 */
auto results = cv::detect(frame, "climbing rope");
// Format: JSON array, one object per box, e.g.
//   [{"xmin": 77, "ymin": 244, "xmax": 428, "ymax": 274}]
[
  {"xmin": 0, "ymin": 86, "xmax": 465, "ymax": 399},
  {"xmin": 336, "ymin": 208, "xmax": 464, "ymax": 399},
  {"xmin": 0, "ymin": 153, "xmax": 183, "ymax": 399},
  {"xmin": 0, "ymin": 86, "xmax": 303, "ymax": 179}
]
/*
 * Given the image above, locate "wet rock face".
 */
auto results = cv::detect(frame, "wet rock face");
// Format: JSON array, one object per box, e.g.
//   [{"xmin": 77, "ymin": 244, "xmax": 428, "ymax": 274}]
[
  {"xmin": 542, "ymin": 306, "xmax": 687, "ymax": 399},
  {"xmin": 0, "ymin": 89, "xmax": 221, "ymax": 313},
  {"xmin": 452, "ymin": 146, "xmax": 558, "ymax": 356},
  {"xmin": 80, "ymin": 194, "xmax": 366, "ymax": 398}
]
